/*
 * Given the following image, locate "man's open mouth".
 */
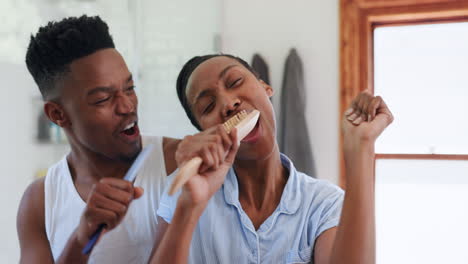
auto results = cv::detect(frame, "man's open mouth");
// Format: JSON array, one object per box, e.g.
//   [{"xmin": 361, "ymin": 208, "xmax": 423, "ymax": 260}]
[{"xmin": 121, "ymin": 121, "xmax": 138, "ymax": 137}]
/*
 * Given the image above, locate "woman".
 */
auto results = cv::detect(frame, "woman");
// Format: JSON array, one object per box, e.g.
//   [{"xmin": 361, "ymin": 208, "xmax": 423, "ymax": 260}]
[{"xmin": 151, "ymin": 54, "xmax": 393, "ymax": 263}]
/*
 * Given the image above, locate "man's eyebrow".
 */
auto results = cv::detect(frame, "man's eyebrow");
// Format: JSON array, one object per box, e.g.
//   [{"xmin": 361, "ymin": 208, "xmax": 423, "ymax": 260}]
[
  {"xmin": 86, "ymin": 74, "xmax": 132, "ymax": 97},
  {"xmin": 86, "ymin": 86, "xmax": 113, "ymax": 97}
]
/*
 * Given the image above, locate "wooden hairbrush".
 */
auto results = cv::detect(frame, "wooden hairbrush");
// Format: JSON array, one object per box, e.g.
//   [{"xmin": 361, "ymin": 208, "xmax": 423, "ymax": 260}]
[{"xmin": 168, "ymin": 110, "xmax": 260, "ymax": 195}]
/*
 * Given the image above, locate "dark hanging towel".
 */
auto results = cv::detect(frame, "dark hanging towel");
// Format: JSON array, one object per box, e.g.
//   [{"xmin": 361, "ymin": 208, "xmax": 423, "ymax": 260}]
[
  {"xmin": 279, "ymin": 48, "xmax": 316, "ymax": 177},
  {"xmin": 251, "ymin": 53, "xmax": 270, "ymax": 85}
]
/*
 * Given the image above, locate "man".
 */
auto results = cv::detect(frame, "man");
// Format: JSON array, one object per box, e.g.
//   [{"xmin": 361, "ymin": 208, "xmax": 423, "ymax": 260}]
[{"xmin": 17, "ymin": 15, "xmax": 179, "ymax": 263}]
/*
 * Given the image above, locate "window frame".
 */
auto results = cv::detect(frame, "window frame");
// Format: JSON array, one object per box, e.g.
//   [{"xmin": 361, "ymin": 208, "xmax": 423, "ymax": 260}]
[{"xmin": 339, "ymin": 0, "xmax": 468, "ymax": 187}]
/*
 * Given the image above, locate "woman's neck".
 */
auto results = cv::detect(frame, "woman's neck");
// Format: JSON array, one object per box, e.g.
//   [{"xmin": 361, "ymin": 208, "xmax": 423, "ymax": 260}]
[{"xmin": 233, "ymin": 147, "xmax": 288, "ymax": 229}]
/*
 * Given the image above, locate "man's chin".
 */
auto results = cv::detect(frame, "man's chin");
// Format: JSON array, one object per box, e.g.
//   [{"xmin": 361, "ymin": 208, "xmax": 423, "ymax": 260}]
[{"xmin": 118, "ymin": 140, "xmax": 142, "ymax": 162}]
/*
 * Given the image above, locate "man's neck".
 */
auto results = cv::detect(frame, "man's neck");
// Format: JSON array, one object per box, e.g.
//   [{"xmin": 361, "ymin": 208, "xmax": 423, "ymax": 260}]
[{"xmin": 67, "ymin": 145, "xmax": 133, "ymax": 185}]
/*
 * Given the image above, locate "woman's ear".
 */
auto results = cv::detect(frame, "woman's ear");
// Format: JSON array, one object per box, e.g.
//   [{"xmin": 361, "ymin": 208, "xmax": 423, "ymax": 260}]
[
  {"xmin": 260, "ymin": 80, "xmax": 274, "ymax": 98},
  {"xmin": 44, "ymin": 101, "xmax": 71, "ymax": 128}
]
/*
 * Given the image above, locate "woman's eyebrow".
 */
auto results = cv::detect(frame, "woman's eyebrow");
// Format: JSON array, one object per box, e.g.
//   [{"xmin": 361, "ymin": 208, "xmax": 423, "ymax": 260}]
[
  {"xmin": 192, "ymin": 64, "xmax": 239, "ymax": 106},
  {"xmin": 193, "ymin": 89, "xmax": 214, "ymax": 106},
  {"xmin": 218, "ymin": 64, "xmax": 239, "ymax": 80}
]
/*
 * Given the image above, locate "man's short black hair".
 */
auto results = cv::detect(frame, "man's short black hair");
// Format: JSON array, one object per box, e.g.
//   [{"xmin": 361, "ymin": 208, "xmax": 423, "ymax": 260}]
[
  {"xmin": 26, "ymin": 15, "xmax": 115, "ymax": 101},
  {"xmin": 176, "ymin": 54, "xmax": 259, "ymax": 130}
]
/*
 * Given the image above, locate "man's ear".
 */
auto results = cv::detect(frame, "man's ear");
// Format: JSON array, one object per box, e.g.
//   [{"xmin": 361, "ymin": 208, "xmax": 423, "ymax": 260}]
[
  {"xmin": 260, "ymin": 80, "xmax": 274, "ymax": 98},
  {"xmin": 44, "ymin": 101, "xmax": 71, "ymax": 128}
]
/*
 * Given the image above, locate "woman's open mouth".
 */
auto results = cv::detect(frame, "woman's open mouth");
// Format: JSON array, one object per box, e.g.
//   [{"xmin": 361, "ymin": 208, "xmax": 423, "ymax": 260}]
[{"xmin": 241, "ymin": 118, "xmax": 261, "ymax": 144}]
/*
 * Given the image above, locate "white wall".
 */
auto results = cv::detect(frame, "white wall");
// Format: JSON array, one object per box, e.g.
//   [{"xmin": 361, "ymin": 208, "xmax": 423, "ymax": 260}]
[
  {"xmin": 0, "ymin": 62, "xmax": 71, "ymax": 263},
  {"xmin": 221, "ymin": 0, "xmax": 340, "ymax": 183},
  {"xmin": 136, "ymin": 0, "xmax": 221, "ymax": 138}
]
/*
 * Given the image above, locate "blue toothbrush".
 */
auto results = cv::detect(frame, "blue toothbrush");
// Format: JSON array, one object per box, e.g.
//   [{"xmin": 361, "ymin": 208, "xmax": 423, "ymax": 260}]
[{"xmin": 82, "ymin": 144, "xmax": 155, "ymax": 254}]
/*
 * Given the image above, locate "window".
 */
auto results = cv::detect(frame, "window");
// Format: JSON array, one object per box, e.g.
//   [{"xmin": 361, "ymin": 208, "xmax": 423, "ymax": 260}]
[
  {"xmin": 374, "ymin": 22, "xmax": 468, "ymax": 264},
  {"xmin": 340, "ymin": 1, "xmax": 468, "ymax": 263},
  {"xmin": 374, "ymin": 22, "xmax": 468, "ymax": 155}
]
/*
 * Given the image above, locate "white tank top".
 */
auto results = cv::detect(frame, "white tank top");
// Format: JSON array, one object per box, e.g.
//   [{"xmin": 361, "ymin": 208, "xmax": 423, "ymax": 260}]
[{"xmin": 44, "ymin": 135, "xmax": 167, "ymax": 263}]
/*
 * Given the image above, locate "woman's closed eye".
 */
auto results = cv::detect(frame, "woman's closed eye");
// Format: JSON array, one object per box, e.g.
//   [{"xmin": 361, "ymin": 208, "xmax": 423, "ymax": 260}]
[
  {"xmin": 229, "ymin": 77, "xmax": 243, "ymax": 88},
  {"xmin": 203, "ymin": 101, "xmax": 215, "ymax": 114}
]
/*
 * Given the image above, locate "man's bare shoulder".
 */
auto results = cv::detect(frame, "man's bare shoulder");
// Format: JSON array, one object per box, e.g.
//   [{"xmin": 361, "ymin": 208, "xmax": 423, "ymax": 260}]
[
  {"xmin": 17, "ymin": 177, "xmax": 45, "ymax": 227},
  {"xmin": 17, "ymin": 176, "xmax": 60, "ymax": 262}
]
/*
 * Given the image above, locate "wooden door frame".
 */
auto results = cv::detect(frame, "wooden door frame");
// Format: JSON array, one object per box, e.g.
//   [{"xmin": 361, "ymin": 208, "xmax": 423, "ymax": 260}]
[{"xmin": 339, "ymin": 0, "xmax": 468, "ymax": 188}]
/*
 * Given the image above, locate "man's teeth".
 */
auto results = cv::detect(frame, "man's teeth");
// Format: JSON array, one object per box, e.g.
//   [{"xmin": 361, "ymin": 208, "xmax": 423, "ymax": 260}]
[{"xmin": 124, "ymin": 122, "xmax": 135, "ymax": 130}]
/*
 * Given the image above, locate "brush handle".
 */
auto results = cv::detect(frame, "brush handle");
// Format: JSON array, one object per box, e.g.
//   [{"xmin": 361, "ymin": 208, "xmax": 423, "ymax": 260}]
[
  {"xmin": 168, "ymin": 156, "xmax": 203, "ymax": 195},
  {"xmin": 82, "ymin": 224, "xmax": 105, "ymax": 254}
]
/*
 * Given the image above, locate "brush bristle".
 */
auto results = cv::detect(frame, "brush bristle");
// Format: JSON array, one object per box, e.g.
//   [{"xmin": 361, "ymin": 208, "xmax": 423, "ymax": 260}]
[{"xmin": 223, "ymin": 110, "xmax": 248, "ymax": 133}]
